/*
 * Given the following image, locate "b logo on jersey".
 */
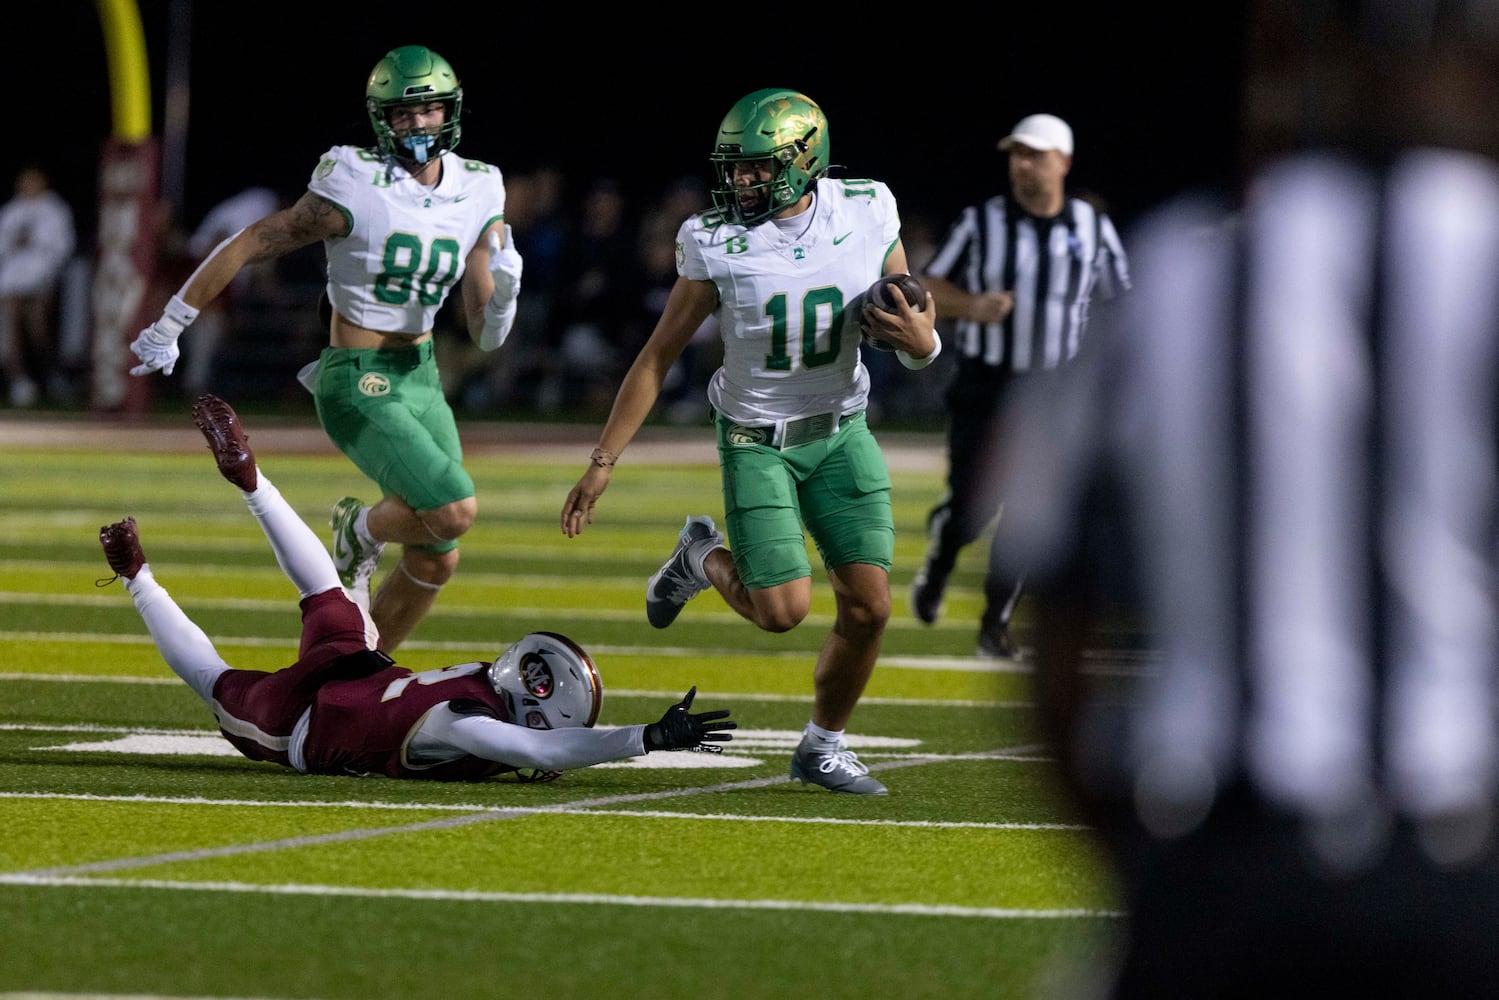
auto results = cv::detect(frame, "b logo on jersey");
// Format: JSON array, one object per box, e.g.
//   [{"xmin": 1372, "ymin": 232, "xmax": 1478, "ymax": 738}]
[
  {"xmin": 726, "ymin": 424, "xmax": 771, "ymax": 447},
  {"xmin": 725, "ymin": 235, "xmax": 749, "ymax": 255},
  {"xmin": 358, "ymin": 373, "xmax": 392, "ymax": 396}
]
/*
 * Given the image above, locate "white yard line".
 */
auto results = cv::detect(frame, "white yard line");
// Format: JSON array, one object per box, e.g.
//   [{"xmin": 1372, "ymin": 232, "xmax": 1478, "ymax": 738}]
[{"xmin": 0, "ymin": 874, "xmax": 1122, "ymax": 919}]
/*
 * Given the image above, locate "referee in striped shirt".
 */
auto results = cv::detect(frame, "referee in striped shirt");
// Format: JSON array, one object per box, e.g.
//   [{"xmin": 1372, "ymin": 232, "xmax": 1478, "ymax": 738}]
[
  {"xmin": 912, "ymin": 113, "xmax": 1129, "ymax": 658},
  {"xmin": 994, "ymin": 1, "xmax": 1499, "ymax": 994}
]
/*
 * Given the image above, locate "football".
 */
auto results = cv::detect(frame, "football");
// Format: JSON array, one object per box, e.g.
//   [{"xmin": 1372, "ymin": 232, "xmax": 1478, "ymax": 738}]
[
  {"xmin": 861, "ymin": 273, "xmax": 927, "ymax": 351},
  {"xmin": 869, "ymin": 273, "xmax": 927, "ymax": 313}
]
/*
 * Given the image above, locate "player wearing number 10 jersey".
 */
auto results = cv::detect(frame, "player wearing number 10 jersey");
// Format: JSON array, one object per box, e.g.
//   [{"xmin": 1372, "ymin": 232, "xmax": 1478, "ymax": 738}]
[
  {"xmin": 561, "ymin": 89, "xmax": 941, "ymax": 794},
  {"xmin": 129, "ymin": 45, "xmax": 524, "ymax": 655}
]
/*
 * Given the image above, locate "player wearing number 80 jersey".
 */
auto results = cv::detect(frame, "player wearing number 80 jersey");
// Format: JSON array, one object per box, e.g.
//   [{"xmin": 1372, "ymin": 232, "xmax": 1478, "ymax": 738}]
[
  {"xmin": 128, "ymin": 45, "xmax": 524, "ymax": 655},
  {"xmin": 309, "ymin": 143, "xmax": 503, "ymax": 333}
]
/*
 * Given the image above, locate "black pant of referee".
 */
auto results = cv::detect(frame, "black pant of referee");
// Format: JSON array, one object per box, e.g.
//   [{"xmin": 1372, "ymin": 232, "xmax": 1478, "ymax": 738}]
[{"xmin": 913, "ymin": 363, "xmax": 1051, "ymax": 658}]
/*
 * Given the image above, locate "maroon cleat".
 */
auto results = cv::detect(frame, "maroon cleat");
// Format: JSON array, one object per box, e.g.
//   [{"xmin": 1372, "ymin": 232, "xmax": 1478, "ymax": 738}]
[
  {"xmin": 191, "ymin": 393, "xmax": 257, "ymax": 491},
  {"xmin": 99, "ymin": 517, "xmax": 145, "ymax": 581}
]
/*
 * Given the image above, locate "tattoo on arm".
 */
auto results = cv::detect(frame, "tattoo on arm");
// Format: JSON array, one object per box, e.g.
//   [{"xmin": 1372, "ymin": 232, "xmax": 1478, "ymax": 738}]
[{"xmin": 252, "ymin": 193, "xmax": 346, "ymax": 258}]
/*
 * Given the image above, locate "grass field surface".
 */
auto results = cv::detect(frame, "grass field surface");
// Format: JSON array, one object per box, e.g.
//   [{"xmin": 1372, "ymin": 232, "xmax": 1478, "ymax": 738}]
[{"xmin": 0, "ymin": 409, "xmax": 1125, "ymax": 999}]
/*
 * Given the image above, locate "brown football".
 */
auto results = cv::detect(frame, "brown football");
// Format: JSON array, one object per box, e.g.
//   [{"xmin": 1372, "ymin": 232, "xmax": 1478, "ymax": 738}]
[
  {"xmin": 869, "ymin": 273, "xmax": 927, "ymax": 313},
  {"xmin": 862, "ymin": 273, "xmax": 927, "ymax": 351}
]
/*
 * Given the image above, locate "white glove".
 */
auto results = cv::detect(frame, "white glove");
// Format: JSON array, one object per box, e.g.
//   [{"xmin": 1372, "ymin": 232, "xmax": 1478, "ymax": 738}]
[
  {"xmin": 489, "ymin": 224, "xmax": 523, "ymax": 300},
  {"xmin": 479, "ymin": 225, "xmax": 523, "ymax": 351},
  {"xmin": 129, "ymin": 294, "xmax": 200, "ymax": 376}
]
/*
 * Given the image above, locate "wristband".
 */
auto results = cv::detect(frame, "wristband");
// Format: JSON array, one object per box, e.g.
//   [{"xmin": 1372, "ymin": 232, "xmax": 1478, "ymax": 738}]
[
  {"xmin": 159, "ymin": 294, "xmax": 201, "ymax": 337},
  {"xmin": 478, "ymin": 296, "xmax": 517, "ymax": 351},
  {"xmin": 897, "ymin": 329, "xmax": 943, "ymax": 371},
  {"xmin": 590, "ymin": 447, "xmax": 618, "ymax": 469}
]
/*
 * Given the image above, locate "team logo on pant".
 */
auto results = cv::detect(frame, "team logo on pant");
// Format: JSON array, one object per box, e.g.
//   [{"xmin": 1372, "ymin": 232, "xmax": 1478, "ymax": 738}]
[
  {"xmin": 726, "ymin": 424, "xmax": 770, "ymax": 447},
  {"xmin": 358, "ymin": 373, "xmax": 392, "ymax": 396}
]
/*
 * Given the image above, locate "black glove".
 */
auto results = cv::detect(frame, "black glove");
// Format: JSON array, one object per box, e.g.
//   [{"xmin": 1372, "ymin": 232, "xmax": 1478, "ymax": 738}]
[{"xmin": 643, "ymin": 686, "xmax": 736, "ymax": 753}]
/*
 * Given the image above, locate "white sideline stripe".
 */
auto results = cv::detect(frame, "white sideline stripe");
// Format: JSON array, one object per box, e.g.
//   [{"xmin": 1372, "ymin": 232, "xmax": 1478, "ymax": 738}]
[
  {"xmin": 0, "ymin": 874, "xmax": 1123, "ymax": 920},
  {"xmin": 0, "ymin": 792, "xmax": 1084, "ymax": 830}
]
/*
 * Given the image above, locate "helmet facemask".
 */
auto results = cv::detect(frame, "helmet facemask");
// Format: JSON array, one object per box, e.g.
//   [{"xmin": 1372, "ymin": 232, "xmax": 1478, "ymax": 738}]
[
  {"xmin": 709, "ymin": 89, "xmax": 830, "ymax": 226},
  {"xmin": 712, "ymin": 156, "xmax": 795, "ymax": 226},
  {"xmin": 371, "ymin": 97, "xmax": 462, "ymax": 165},
  {"xmin": 365, "ymin": 45, "xmax": 464, "ymax": 165}
]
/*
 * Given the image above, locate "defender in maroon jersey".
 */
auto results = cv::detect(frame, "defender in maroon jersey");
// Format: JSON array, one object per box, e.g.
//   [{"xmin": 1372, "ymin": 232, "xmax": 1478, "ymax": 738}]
[{"xmin": 97, "ymin": 395, "xmax": 734, "ymax": 781}]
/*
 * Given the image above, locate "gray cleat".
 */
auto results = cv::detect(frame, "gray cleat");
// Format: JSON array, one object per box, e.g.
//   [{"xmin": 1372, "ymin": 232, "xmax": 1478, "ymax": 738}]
[
  {"xmin": 789, "ymin": 735, "xmax": 889, "ymax": 795},
  {"xmin": 646, "ymin": 515, "xmax": 722, "ymax": 629}
]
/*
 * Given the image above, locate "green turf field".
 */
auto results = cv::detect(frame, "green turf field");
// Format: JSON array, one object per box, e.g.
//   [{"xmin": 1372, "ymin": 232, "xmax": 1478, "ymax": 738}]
[{"xmin": 0, "ymin": 415, "xmax": 1125, "ymax": 999}]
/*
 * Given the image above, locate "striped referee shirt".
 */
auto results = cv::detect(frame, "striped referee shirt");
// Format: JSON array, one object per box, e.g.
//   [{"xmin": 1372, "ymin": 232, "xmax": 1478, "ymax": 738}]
[
  {"xmin": 923, "ymin": 195, "xmax": 1130, "ymax": 371},
  {"xmin": 997, "ymin": 149, "xmax": 1499, "ymax": 858}
]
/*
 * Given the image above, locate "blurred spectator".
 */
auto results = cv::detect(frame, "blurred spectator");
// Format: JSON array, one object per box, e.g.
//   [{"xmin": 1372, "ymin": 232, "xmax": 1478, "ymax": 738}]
[
  {"xmin": 0, "ymin": 164, "xmax": 76, "ymax": 406},
  {"xmin": 180, "ymin": 186, "xmax": 284, "ymax": 395},
  {"xmin": 543, "ymin": 177, "xmax": 637, "ymax": 414},
  {"xmin": 459, "ymin": 165, "xmax": 570, "ymax": 413},
  {"xmin": 637, "ymin": 176, "xmax": 716, "ymax": 424},
  {"xmin": 507, "ymin": 165, "xmax": 569, "ymax": 340}
]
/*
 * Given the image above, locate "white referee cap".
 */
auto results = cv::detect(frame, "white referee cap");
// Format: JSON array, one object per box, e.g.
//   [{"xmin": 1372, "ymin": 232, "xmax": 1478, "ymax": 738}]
[{"xmin": 999, "ymin": 114, "xmax": 1074, "ymax": 156}]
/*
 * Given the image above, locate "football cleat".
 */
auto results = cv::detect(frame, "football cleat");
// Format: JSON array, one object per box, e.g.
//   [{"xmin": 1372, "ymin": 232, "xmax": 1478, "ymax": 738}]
[
  {"xmin": 976, "ymin": 623, "xmax": 1021, "ymax": 662},
  {"xmin": 910, "ymin": 562, "xmax": 947, "ymax": 626},
  {"xmin": 789, "ymin": 735, "xmax": 888, "ymax": 795},
  {"xmin": 646, "ymin": 515, "xmax": 721, "ymax": 629},
  {"xmin": 191, "ymin": 393, "xmax": 257, "ymax": 491},
  {"xmin": 98, "ymin": 517, "xmax": 145, "ymax": 582},
  {"xmin": 330, "ymin": 496, "xmax": 384, "ymax": 595}
]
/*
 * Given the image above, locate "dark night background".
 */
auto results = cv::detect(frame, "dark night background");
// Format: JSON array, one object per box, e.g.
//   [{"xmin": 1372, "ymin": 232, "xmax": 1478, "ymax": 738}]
[{"xmin": 19, "ymin": 2, "xmax": 1249, "ymax": 249}]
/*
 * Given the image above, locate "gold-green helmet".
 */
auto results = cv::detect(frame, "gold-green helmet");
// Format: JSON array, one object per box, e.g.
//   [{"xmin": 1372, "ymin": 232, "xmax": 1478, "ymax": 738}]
[
  {"xmin": 365, "ymin": 45, "xmax": 463, "ymax": 164},
  {"xmin": 709, "ymin": 88, "xmax": 829, "ymax": 226}
]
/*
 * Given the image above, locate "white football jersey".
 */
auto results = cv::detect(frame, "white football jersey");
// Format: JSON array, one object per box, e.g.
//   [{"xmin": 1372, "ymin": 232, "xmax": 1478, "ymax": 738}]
[
  {"xmin": 678, "ymin": 176, "xmax": 902, "ymax": 425},
  {"xmin": 308, "ymin": 146, "xmax": 506, "ymax": 334}
]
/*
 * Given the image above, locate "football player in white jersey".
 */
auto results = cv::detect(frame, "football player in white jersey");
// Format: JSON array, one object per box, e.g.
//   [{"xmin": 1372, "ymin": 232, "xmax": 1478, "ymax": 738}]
[
  {"xmin": 127, "ymin": 45, "xmax": 524, "ymax": 654},
  {"xmin": 559, "ymin": 89, "xmax": 940, "ymax": 794}
]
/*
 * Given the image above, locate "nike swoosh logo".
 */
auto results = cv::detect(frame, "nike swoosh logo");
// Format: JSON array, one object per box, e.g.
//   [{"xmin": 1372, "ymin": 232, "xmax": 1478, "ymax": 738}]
[
  {"xmin": 833, "ymin": 232, "xmax": 852, "ymax": 245},
  {"xmin": 453, "ymin": 194, "xmax": 470, "ymax": 202}
]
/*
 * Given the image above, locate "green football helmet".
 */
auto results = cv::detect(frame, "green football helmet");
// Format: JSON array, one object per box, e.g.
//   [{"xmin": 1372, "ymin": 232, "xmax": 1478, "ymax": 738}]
[
  {"xmin": 365, "ymin": 45, "xmax": 463, "ymax": 164},
  {"xmin": 709, "ymin": 88, "xmax": 829, "ymax": 225}
]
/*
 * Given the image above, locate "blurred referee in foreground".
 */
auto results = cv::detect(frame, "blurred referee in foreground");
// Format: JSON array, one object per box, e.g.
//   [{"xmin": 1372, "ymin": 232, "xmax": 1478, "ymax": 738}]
[
  {"xmin": 913, "ymin": 113, "xmax": 1129, "ymax": 659},
  {"xmin": 991, "ymin": 1, "xmax": 1499, "ymax": 995}
]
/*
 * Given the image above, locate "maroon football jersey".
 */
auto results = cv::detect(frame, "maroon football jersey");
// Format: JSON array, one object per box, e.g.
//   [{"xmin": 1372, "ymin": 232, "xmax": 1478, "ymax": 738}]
[{"xmin": 302, "ymin": 661, "xmax": 518, "ymax": 780}]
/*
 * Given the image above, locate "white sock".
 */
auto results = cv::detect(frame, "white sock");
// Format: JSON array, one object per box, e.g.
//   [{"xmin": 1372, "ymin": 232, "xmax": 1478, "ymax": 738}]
[
  {"xmin": 244, "ymin": 473, "xmax": 342, "ymax": 599},
  {"xmin": 804, "ymin": 721, "xmax": 843, "ymax": 750},
  {"xmin": 125, "ymin": 565, "xmax": 231, "ymax": 705},
  {"xmin": 354, "ymin": 506, "xmax": 378, "ymax": 548},
  {"xmin": 688, "ymin": 537, "xmax": 724, "ymax": 585}
]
